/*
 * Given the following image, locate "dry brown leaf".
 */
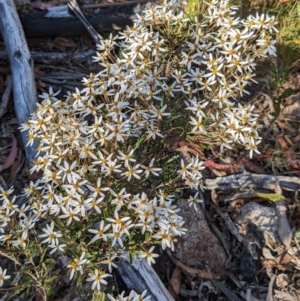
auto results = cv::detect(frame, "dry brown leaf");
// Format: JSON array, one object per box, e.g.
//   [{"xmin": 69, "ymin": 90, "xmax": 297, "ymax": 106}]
[
  {"xmin": 274, "ymin": 290, "xmax": 298, "ymax": 301},
  {"xmin": 277, "ymin": 137, "xmax": 300, "ymax": 170},
  {"xmin": 3, "ymin": 134, "xmax": 18, "ymax": 170},
  {"xmin": 263, "ymin": 260, "xmax": 276, "ymax": 277},
  {"xmin": 168, "ymin": 267, "xmax": 181, "ymax": 299},
  {"xmin": 166, "ymin": 136, "xmax": 205, "ymax": 159},
  {"xmin": 52, "ymin": 37, "xmax": 76, "ymax": 49},
  {"xmin": 275, "ymin": 252, "xmax": 293, "ymax": 266},
  {"xmin": 210, "ymin": 189, "xmax": 218, "ymax": 205},
  {"xmin": 238, "ymin": 156, "xmax": 266, "ymax": 174},
  {"xmin": 8, "ymin": 149, "xmax": 23, "ymax": 184},
  {"xmin": 204, "ymin": 159, "xmax": 242, "ymax": 174},
  {"xmin": 36, "ymin": 80, "xmax": 47, "ymax": 88}
]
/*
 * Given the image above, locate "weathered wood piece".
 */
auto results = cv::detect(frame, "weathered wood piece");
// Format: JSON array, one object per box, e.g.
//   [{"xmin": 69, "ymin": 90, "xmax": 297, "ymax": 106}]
[
  {"xmin": 0, "ymin": 49, "xmax": 96, "ymax": 64},
  {"xmin": 0, "ymin": 0, "xmax": 38, "ymax": 167},
  {"xmin": 118, "ymin": 253, "xmax": 175, "ymax": 301},
  {"xmin": 204, "ymin": 172, "xmax": 300, "ymax": 192},
  {"xmin": 82, "ymin": 0, "xmax": 160, "ymax": 9},
  {"xmin": 18, "ymin": 3, "xmax": 148, "ymax": 38}
]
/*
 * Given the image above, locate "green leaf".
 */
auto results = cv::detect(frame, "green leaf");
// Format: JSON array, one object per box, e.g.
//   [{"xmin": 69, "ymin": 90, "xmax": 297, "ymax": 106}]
[
  {"xmin": 295, "ymin": 229, "xmax": 300, "ymax": 238},
  {"xmin": 44, "ymin": 283, "xmax": 54, "ymax": 294},
  {"xmin": 99, "ymin": 292, "xmax": 106, "ymax": 301},
  {"xmin": 40, "ymin": 247, "xmax": 48, "ymax": 263},
  {"xmin": 256, "ymin": 192, "xmax": 285, "ymax": 202},
  {"xmin": 45, "ymin": 258, "xmax": 56, "ymax": 264},
  {"xmin": 277, "ymin": 88, "xmax": 293, "ymax": 101},
  {"xmin": 45, "ymin": 275, "xmax": 57, "ymax": 283},
  {"xmin": 129, "ymin": 251, "xmax": 133, "ymax": 265},
  {"xmin": 165, "ymin": 154, "xmax": 180, "ymax": 163},
  {"xmin": 133, "ymin": 135, "xmax": 145, "ymax": 150},
  {"xmin": 144, "ymin": 231, "xmax": 151, "ymax": 241},
  {"xmin": 76, "ymin": 230, "xmax": 82, "ymax": 239}
]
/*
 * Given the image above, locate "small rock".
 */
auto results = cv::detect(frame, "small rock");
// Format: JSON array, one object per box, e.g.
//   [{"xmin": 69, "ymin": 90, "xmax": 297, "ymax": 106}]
[
  {"xmin": 234, "ymin": 202, "xmax": 280, "ymax": 280},
  {"xmin": 174, "ymin": 200, "xmax": 227, "ymax": 271},
  {"xmin": 234, "ymin": 202, "xmax": 280, "ymax": 245}
]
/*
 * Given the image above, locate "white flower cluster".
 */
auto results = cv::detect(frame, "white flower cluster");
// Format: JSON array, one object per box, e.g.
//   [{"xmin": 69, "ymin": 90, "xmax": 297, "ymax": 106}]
[
  {"xmin": 107, "ymin": 289, "xmax": 150, "ymax": 301},
  {"xmin": 0, "ymin": 0, "xmax": 277, "ymax": 296},
  {"xmin": 107, "ymin": 0, "xmax": 276, "ymax": 156}
]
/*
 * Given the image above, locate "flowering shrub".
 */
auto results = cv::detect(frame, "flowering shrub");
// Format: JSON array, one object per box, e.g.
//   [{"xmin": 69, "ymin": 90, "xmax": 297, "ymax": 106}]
[{"xmin": 0, "ymin": 0, "xmax": 277, "ymax": 298}]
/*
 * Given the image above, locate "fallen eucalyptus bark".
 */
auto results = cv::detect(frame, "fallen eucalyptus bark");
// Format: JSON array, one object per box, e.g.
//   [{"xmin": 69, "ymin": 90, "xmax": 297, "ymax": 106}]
[
  {"xmin": 204, "ymin": 172, "xmax": 300, "ymax": 192},
  {"xmin": 0, "ymin": 49, "xmax": 96, "ymax": 64},
  {"xmin": 118, "ymin": 253, "xmax": 174, "ymax": 301},
  {"xmin": 0, "ymin": 0, "xmax": 38, "ymax": 167},
  {"xmin": 18, "ymin": 2, "xmax": 152, "ymax": 38}
]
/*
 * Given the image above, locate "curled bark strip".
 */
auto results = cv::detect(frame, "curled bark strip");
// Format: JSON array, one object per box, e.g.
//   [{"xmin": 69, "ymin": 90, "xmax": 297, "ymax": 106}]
[
  {"xmin": 277, "ymin": 136, "xmax": 288, "ymax": 149},
  {"xmin": 3, "ymin": 134, "xmax": 18, "ymax": 170},
  {"xmin": 166, "ymin": 249, "xmax": 221, "ymax": 279},
  {"xmin": 238, "ymin": 156, "xmax": 266, "ymax": 174},
  {"xmin": 204, "ymin": 160, "xmax": 243, "ymax": 174},
  {"xmin": 166, "ymin": 136, "xmax": 205, "ymax": 159}
]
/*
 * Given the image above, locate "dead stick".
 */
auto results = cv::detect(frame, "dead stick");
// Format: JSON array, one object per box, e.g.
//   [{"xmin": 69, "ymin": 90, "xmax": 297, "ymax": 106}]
[
  {"xmin": 0, "ymin": 0, "xmax": 38, "ymax": 167},
  {"xmin": 205, "ymin": 172, "xmax": 300, "ymax": 192},
  {"xmin": 68, "ymin": 0, "xmax": 103, "ymax": 44},
  {"xmin": 166, "ymin": 249, "xmax": 221, "ymax": 279},
  {"xmin": 82, "ymin": 0, "xmax": 162, "ymax": 9},
  {"xmin": 0, "ymin": 50, "xmax": 96, "ymax": 64}
]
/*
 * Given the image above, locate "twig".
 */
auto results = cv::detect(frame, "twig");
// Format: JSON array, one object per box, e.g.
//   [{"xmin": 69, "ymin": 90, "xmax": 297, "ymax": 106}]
[
  {"xmin": 210, "ymin": 224, "xmax": 231, "ymax": 257},
  {"xmin": 266, "ymin": 275, "xmax": 276, "ymax": 301},
  {"xmin": 211, "ymin": 279, "xmax": 241, "ymax": 301},
  {"xmin": 0, "ymin": 49, "xmax": 96, "ymax": 64},
  {"xmin": 215, "ymin": 207, "xmax": 243, "ymax": 243},
  {"xmin": 36, "ymin": 77, "xmax": 67, "ymax": 85},
  {"xmin": 165, "ymin": 249, "xmax": 221, "ymax": 279},
  {"xmin": 68, "ymin": 0, "xmax": 103, "ymax": 44}
]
